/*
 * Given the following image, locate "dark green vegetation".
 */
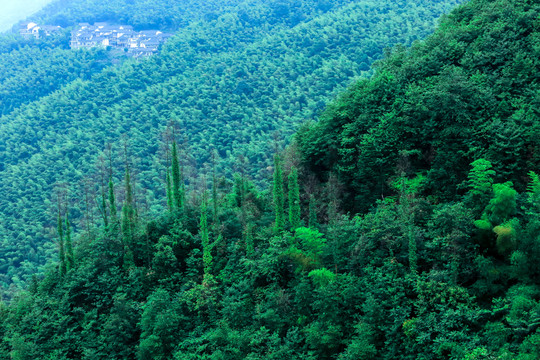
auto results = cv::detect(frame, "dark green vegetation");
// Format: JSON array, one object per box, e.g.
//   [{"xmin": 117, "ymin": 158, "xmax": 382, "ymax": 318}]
[
  {"xmin": 297, "ymin": 0, "xmax": 540, "ymax": 214},
  {"xmin": 0, "ymin": 0, "xmax": 462, "ymax": 293},
  {"xmin": 2, "ymin": 0, "xmax": 540, "ymax": 358}
]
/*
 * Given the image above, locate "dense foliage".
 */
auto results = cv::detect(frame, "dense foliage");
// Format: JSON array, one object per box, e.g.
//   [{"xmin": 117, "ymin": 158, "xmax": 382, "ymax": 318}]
[
  {"xmin": 0, "ymin": 0, "xmax": 461, "ymax": 293},
  {"xmin": 2, "ymin": 0, "xmax": 540, "ymax": 358},
  {"xmin": 0, "ymin": 45, "xmax": 112, "ymax": 116},
  {"xmin": 298, "ymin": 0, "xmax": 540, "ymax": 213}
]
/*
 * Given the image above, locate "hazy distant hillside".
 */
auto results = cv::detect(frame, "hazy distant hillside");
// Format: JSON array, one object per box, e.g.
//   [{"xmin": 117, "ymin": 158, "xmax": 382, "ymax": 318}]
[
  {"xmin": 32, "ymin": 0, "xmax": 318, "ymax": 30},
  {"xmin": 0, "ymin": 0, "xmax": 53, "ymax": 32}
]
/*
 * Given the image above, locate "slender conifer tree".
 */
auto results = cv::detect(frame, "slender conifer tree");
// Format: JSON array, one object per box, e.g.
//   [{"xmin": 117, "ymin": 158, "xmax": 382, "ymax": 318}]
[
  {"xmin": 99, "ymin": 159, "xmax": 109, "ymax": 228},
  {"xmin": 288, "ymin": 166, "xmax": 301, "ymax": 231},
  {"xmin": 122, "ymin": 206, "xmax": 135, "ymax": 269},
  {"xmin": 65, "ymin": 215, "xmax": 74, "ymax": 270},
  {"xmin": 57, "ymin": 210, "xmax": 66, "ymax": 276},
  {"xmin": 273, "ymin": 155, "xmax": 285, "ymax": 233},
  {"xmin": 212, "ymin": 151, "xmax": 219, "ymax": 228},
  {"xmin": 109, "ymin": 177, "xmax": 118, "ymax": 222},
  {"xmin": 171, "ymin": 140, "xmax": 184, "ymax": 211},
  {"xmin": 122, "ymin": 163, "xmax": 136, "ymax": 269},
  {"xmin": 101, "ymin": 185, "xmax": 109, "ymax": 227},
  {"xmin": 200, "ymin": 189, "xmax": 212, "ymax": 275},
  {"xmin": 166, "ymin": 170, "xmax": 173, "ymax": 211}
]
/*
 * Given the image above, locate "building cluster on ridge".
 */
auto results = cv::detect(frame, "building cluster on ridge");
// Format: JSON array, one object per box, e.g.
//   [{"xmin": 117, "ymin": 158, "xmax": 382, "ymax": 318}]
[
  {"xmin": 19, "ymin": 22, "xmax": 172, "ymax": 58},
  {"xmin": 70, "ymin": 23, "xmax": 172, "ymax": 58},
  {"xmin": 19, "ymin": 22, "xmax": 61, "ymax": 39}
]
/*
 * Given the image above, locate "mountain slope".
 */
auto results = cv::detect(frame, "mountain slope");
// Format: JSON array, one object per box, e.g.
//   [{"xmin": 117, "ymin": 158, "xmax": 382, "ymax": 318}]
[
  {"xmin": 298, "ymin": 0, "xmax": 540, "ymax": 212},
  {"xmin": 2, "ymin": 1, "xmax": 540, "ymax": 358},
  {"xmin": 0, "ymin": 46, "xmax": 112, "ymax": 116},
  {"xmin": 0, "ymin": 0, "xmax": 463, "ymax": 291}
]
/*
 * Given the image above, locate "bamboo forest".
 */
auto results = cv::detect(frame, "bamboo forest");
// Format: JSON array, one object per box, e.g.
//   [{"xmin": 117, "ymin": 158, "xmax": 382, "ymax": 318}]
[{"xmin": 0, "ymin": 0, "xmax": 539, "ymax": 358}]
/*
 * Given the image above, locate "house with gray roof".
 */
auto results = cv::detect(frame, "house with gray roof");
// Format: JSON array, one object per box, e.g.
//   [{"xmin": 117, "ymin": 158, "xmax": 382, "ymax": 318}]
[
  {"xmin": 70, "ymin": 23, "xmax": 172, "ymax": 57},
  {"xmin": 19, "ymin": 22, "xmax": 62, "ymax": 39}
]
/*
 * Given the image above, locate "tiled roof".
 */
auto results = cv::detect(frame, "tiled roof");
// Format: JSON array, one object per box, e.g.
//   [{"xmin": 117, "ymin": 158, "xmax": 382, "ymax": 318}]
[{"xmin": 70, "ymin": 23, "xmax": 171, "ymax": 56}]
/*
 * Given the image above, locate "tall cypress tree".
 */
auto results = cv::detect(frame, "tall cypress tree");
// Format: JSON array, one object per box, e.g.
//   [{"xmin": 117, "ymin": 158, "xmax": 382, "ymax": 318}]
[
  {"xmin": 166, "ymin": 170, "xmax": 173, "ymax": 211},
  {"xmin": 109, "ymin": 177, "xmax": 118, "ymax": 222},
  {"xmin": 101, "ymin": 184, "xmax": 109, "ymax": 228},
  {"xmin": 212, "ymin": 151, "xmax": 219, "ymax": 229},
  {"xmin": 288, "ymin": 166, "xmax": 301, "ymax": 231},
  {"xmin": 171, "ymin": 140, "xmax": 184, "ymax": 211},
  {"xmin": 99, "ymin": 162, "xmax": 109, "ymax": 228},
  {"xmin": 122, "ymin": 206, "xmax": 135, "ymax": 269},
  {"xmin": 65, "ymin": 215, "xmax": 74, "ymax": 270},
  {"xmin": 200, "ymin": 190, "xmax": 212, "ymax": 275},
  {"xmin": 122, "ymin": 165, "xmax": 136, "ymax": 269},
  {"xmin": 273, "ymin": 155, "xmax": 285, "ymax": 233},
  {"xmin": 124, "ymin": 165, "xmax": 134, "ymax": 212},
  {"xmin": 57, "ymin": 211, "xmax": 66, "ymax": 276},
  {"xmin": 397, "ymin": 175, "xmax": 418, "ymax": 276}
]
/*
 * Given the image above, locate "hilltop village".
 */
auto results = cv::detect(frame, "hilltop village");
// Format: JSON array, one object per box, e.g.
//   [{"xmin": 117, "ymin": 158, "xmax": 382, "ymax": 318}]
[
  {"xmin": 19, "ymin": 22, "xmax": 172, "ymax": 58},
  {"xmin": 70, "ymin": 23, "xmax": 172, "ymax": 57},
  {"xmin": 19, "ymin": 22, "xmax": 61, "ymax": 38}
]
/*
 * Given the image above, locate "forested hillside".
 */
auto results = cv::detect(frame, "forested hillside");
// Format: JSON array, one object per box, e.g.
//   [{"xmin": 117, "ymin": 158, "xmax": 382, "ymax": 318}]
[
  {"xmin": 2, "ymin": 0, "xmax": 540, "ymax": 357},
  {"xmin": 0, "ymin": 0, "xmax": 462, "ymax": 293},
  {"xmin": 298, "ymin": 0, "xmax": 540, "ymax": 213},
  {"xmin": 0, "ymin": 46, "xmax": 112, "ymax": 116}
]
